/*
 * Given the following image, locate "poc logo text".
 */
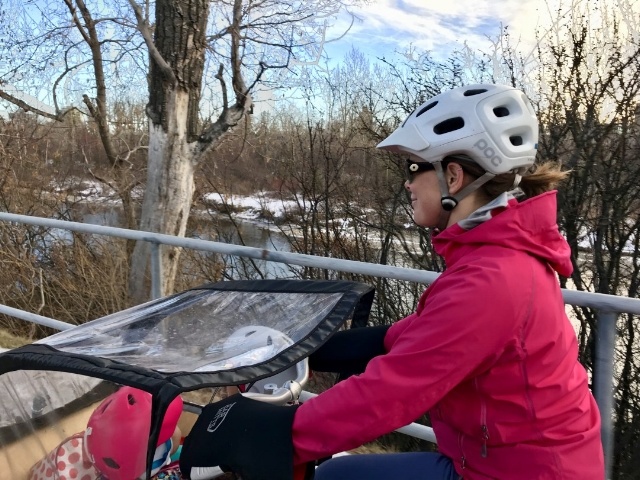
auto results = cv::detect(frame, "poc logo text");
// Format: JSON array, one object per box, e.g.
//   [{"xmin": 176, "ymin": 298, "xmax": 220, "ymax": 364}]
[{"xmin": 473, "ymin": 139, "xmax": 502, "ymax": 167}]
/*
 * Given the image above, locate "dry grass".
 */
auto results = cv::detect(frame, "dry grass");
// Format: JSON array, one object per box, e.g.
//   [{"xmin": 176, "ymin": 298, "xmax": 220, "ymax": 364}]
[
  {"xmin": 0, "ymin": 327, "xmax": 31, "ymax": 349},
  {"xmin": 0, "ymin": 217, "xmax": 132, "ymax": 339}
]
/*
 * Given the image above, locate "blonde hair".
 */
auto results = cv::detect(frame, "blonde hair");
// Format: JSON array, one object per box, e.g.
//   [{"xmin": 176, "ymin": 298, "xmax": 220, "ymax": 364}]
[{"xmin": 445, "ymin": 156, "xmax": 570, "ymax": 199}]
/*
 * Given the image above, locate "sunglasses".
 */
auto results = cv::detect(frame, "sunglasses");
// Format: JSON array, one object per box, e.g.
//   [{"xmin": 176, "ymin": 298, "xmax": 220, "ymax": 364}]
[{"xmin": 404, "ymin": 159, "xmax": 435, "ymax": 183}]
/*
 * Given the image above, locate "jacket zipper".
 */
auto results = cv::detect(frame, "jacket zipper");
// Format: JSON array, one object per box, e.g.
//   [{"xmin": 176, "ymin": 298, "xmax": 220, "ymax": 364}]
[
  {"xmin": 458, "ymin": 431, "xmax": 466, "ymax": 470},
  {"xmin": 476, "ymin": 378, "xmax": 489, "ymax": 458},
  {"xmin": 481, "ymin": 424, "xmax": 489, "ymax": 458}
]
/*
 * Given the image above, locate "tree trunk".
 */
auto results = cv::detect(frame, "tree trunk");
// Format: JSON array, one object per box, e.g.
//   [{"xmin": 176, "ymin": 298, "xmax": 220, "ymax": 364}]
[
  {"xmin": 128, "ymin": 103, "xmax": 195, "ymax": 303},
  {"xmin": 128, "ymin": 0, "xmax": 207, "ymax": 304}
]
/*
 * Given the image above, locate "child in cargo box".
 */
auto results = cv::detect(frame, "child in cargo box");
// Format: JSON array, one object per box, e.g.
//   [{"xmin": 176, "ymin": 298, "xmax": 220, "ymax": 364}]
[{"xmin": 84, "ymin": 386, "xmax": 184, "ymax": 480}]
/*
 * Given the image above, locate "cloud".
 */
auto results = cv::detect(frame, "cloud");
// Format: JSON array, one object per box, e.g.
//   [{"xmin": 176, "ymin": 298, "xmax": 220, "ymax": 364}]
[{"xmin": 324, "ymin": 0, "xmax": 561, "ymax": 62}]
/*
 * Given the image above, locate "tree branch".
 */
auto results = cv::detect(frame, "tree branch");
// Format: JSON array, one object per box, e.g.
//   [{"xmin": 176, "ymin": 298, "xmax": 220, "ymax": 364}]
[
  {"xmin": 0, "ymin": 88, "xmax": 72, "ymax": 121},
  {"xmin": 128, "ymin": 0, "xmax": 176, "ymax": 83},
  {"xmin": 69, "ymin": 0, "xmax": 120, "ymax": 166},
  {"xmin": 230, "ymin": 0, "xmax": 250, "ymax": 105},
  {"xmin": 62, "ymin": 0, "xmax": 92, "ymax": 44}
]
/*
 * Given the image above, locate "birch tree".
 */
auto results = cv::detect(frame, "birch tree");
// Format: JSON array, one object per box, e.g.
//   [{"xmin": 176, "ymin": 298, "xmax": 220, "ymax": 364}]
[{"xmin": 0, "ymin": 0, "xmax": 365, "ymax": 303}]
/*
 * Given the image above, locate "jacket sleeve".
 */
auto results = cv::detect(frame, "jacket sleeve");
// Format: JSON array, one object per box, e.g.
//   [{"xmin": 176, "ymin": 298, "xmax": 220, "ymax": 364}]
[{"xmin": 292, "ymin": 260, "xmax": 528, "ymax": 464}]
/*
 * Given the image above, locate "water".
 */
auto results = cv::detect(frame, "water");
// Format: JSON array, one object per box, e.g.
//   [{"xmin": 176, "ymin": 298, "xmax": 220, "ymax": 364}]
[
  {"xmin": 63, "ymin": 203, "xmax": 295, "ymax": 279},
  {"xmin": 194, "ymin": 218, "xmax": 297, "ymax": 279},
  {"xmin": 46, "ymin": 203, "xmax": 285, "ymax": 246}
]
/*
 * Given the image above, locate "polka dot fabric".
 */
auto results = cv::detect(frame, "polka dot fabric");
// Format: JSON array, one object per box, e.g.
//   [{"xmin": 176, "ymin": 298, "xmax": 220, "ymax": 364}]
[
  {"xmin": 153, "ymin": 467, "xmax": 182, "ymax": 479},
  {"xmin": 28, "ymin": 433, "xmax": 100, "ymax": 480}
]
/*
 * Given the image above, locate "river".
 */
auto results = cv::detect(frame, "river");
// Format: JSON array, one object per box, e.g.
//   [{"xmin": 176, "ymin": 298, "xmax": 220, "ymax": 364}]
[{"xmin": 60, "ymin": 202, "xmax": 295, "ymax": 279}]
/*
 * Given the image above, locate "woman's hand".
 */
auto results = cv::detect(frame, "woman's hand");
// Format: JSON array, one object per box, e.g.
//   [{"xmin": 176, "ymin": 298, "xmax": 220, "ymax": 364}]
[{"xmin": 179, "ymin": 394, "xmax": 300, "ymax": 480}]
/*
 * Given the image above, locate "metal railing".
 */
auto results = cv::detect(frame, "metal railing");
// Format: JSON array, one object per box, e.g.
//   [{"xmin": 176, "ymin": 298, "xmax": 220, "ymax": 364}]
[{"xmin": 0, "ymin": 211, "xmax": 636, "ymax": 479}]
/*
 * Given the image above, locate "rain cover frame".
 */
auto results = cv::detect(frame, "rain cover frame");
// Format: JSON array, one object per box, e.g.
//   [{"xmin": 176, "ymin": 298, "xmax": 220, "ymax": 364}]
[{"xmin": 0, "ymin": 279, "xmax": 375, "ymax": 479}]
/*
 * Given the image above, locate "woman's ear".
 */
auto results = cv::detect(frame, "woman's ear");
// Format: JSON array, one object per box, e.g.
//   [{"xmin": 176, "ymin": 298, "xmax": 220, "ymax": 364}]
[{"xmin": 445, "ymin": 162, "xmax": 465, "ymax": 194}]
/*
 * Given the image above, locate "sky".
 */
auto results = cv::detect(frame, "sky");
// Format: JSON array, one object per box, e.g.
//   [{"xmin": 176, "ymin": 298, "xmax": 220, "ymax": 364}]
[
  {"xmin": 319, "ymin": 0, "xmax": 638, "ymax": 66},
  {"xmin": 4, "ymin": 0, "xmax": 639, "ymax": 116},
  {"xmin": 322, "ymin": 0, "xmax": 555, "ymax": 61},
  {"xmin": 255, "ymin": 0, "xmax": 569, "ymax": 111}
]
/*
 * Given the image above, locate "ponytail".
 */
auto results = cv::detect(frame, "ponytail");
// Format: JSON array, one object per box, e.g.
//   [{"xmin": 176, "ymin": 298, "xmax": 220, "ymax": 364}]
[{"xmin": 517, "ymin": 162, "xmax": 570, "ymax": 198}]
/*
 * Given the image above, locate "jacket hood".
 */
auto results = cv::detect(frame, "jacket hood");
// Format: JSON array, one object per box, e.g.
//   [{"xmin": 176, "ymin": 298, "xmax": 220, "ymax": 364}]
[{"xmin": 432, "ymin": 191, "xmax": 573, "ymax": 277}]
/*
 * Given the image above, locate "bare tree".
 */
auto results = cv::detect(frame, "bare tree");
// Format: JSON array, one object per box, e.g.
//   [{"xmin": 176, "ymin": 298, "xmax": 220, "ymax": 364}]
[
  {"xmin": 0, "ymin": 0, "xmax": 365, "ymax": 303},
  {"xmin": 533, "ymin": 2, "xmax": 640, "ymax": 477}
]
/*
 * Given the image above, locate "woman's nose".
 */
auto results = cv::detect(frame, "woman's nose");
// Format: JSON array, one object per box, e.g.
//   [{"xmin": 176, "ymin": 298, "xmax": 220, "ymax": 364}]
[{"xmin": 404, "ymin": 180, "xmax": 411, "ymax": 191}]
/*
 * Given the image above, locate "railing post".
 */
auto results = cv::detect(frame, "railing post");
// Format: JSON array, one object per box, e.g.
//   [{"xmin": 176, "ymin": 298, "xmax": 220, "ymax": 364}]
[
  {"xmin": 150, "ymin": 242, "xmax": 163, "ymax": 300},
  {"xmin": 593, "ymin": 310, "xmax": 617, "ymax": 480}
]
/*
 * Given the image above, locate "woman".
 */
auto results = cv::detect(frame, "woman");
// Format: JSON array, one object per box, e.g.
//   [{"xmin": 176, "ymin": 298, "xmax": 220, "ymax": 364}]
[{"xmin": 179, "ymin": 84, "xmax": 604, "ymax": 480}]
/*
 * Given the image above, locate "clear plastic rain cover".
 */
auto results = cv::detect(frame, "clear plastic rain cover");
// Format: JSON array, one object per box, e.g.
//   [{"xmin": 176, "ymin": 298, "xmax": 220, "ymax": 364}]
[
  {"xmin": 37, "ymin": 287, "xmax": 344, "ymax": 372},
  {"xmin": 0, "ymin": 281, "xmax": 373, "ymax": 480},
  {"xmin": 1, "ymin": 372, "xmax": 118, "ymax": 480},
  {"xmin": 0, "ymin": 280, "xmax": 374, "ymax": 478}
]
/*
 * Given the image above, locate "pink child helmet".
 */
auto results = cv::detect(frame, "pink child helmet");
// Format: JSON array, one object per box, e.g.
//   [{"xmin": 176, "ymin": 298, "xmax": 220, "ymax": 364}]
[{"xmin": 84, "ymin": 386, "xmax": 183, "ymax": 480}]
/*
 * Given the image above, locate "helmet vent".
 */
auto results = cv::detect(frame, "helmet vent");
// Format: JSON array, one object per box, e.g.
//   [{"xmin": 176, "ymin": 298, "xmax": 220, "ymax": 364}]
[
  {"xmin": 493, "ymin": 106, "xmax": 510, "ymax": 117},
  {"xmin": 433, "ymin": 117, "xmax": 464, "ymax": 135},
  {"xmin": 463, "ymin": 88, "xmax": 487, "ymax": 96},
  {"xmin": 98, "ymin": 399, "xmax": 112, "ymax": 413},
  {"xmin": 127, "ymin": 393, "xmax": 136, "ymax": 405},
  {"xmin": 510, "ymin": 135, "xmax": 523, "ymax": 146},
  {"xmin": 103, "ymin": 457, "xmax": 121, "ymax": 469},
  {"xmin": 416, "ymin": 101, "xmax": 438, "ymax": 117}
]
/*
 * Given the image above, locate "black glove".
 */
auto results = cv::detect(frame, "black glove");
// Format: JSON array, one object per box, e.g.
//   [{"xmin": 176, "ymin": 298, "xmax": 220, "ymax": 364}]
[
  {"xmin": 308, "ymin": 325, "xmax": 391, "ymax": 376},
  {"xmin": 180, "ymin": 394, "xmax": 299, "ymax": 480}
]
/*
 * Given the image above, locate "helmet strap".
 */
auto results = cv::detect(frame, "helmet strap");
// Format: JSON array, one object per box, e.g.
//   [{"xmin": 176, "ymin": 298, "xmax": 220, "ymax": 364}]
[
  {"xmin": 435, "ymin": 208, "xmax": 452, "ymax": 233},
  {"xmin": 83, "ymin": 427, "xmax": 95, "ymax": 464},
  {"xmin": 433, "ymin": 161, "xmax": 496, "ymax": 230},
  {"xmin": 511, "ymin": 173, "xmax": 522, "ymax": 189}
]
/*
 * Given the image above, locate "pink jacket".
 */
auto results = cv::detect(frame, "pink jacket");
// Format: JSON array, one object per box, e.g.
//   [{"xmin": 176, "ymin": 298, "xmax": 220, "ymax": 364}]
[{"xmin": 292, "ymin": 192, "xmax": 604, "ymax": 479}]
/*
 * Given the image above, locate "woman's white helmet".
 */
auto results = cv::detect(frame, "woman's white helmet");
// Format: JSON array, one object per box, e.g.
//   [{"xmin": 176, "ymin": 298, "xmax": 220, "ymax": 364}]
[{"xmin": 377, "ymin": 84, "xmax": 539, "ymax": 175}]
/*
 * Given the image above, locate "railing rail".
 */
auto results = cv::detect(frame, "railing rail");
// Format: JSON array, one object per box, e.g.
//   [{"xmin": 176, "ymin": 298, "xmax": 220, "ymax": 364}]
[{"xmin": 0, "ymin": 211, "xmax": 634, "ymax": 479}]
